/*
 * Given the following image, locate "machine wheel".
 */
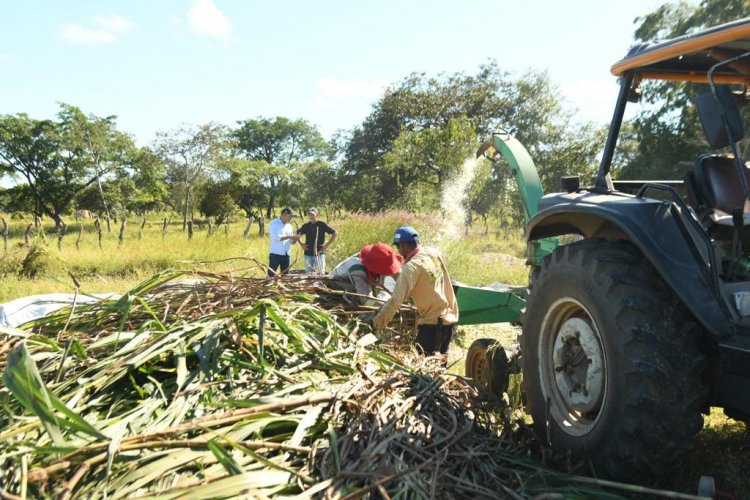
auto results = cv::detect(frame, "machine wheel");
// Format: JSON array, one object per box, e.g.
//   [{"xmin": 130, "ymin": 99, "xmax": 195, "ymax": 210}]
[
  {"xmin": 521, "ymin": 238, "xmax": 707, "ymax": 480},
  {"xmin": 465, "ymin": 338, "xmax": 509, "ymax": 395}
]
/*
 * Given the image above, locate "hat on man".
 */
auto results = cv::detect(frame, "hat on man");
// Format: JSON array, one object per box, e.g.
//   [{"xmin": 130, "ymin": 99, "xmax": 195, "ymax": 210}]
[
  {"xmin": 392, "ymin": 226, "xmax": 419, "ymax": 244},
  {"xmin": 360, "ymin": 243, "xmax": 402, "ymax": 277},
  {"xmin": 281, "ymin": 207, "xmax": 293, "ymax": 215},
  {"xmin": 307, "ymin": 207, "xmax": 318, "ymax": 215}
]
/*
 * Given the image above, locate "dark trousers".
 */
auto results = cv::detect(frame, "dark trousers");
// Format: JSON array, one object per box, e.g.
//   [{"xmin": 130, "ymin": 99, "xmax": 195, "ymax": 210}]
[
  {"xmin": 268, "ymin": 253, "xmax": 291, "ymax": 277},
  {"xmin": 416, "ymin": 322, "xmax": 455, "ymax": 355}
]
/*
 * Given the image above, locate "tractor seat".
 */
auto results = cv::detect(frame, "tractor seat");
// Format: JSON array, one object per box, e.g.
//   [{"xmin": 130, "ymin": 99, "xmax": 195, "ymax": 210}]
[{"xmin": 687, "ymin": 154, "xmax": 750, "ymax": 228}]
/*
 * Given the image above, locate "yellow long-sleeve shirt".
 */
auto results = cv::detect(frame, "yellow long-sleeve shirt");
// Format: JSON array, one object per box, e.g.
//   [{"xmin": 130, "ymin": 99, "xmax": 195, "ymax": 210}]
[{"xmin": 372, "ymin": 246, "xmax": 458, "ymax": 329}]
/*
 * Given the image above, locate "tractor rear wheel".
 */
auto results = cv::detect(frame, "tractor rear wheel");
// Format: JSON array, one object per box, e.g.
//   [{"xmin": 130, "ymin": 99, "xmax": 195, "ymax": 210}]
[{"xmin": 521, "ymin": 238, "xmax": 707, "ymax": 480}]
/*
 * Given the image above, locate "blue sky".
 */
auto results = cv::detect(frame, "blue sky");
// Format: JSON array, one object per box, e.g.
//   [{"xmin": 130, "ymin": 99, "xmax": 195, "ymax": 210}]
[{"xmin": 0, "ymin": 0, "xmax": 671, "ymax": 146}]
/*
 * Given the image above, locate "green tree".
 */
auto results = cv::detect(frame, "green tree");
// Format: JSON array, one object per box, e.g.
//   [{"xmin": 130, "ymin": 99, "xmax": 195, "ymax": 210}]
[
  {"xmin": 0, "ymin": 184, "xmax": 35, "ymax": 214},
  {"xmin": 58, "ymin": 104, "xmax": 134, "ymax": 232},
  {"xmin": 222, "ymin": 158, "xmax": 269, "ymax": 217},
  {"xmin": 290, "ymin": 160, "xmax": 343, "ymax": 218},
  {"xmin": 153, "ymin": 123, "xmax": 230, "ymax": 230},
  {"xmin": 339, "ymin": 63, "xmax": 603, "ymax": 212},
  {"xmin": 466, "ymin": 159, "xmax": 497, "ymax": 234},
  {"xmin": 198, "ymin": 180, "xmax": 238, "ymax": 226},
  {"xmin": 617, "ymin": 0, "xmax": 750, "ymax": 180},
  {"xmin": 75, "ymin": 148, "xmax": 168, "ymax": 217},
  {"xmin": 233, "ymin": 117, "xmax": 331, "ymax": 217},
  {"xmin": 382, "ymin": 116, "xmax": 476, "ymax": 211},
  {"xmin": 0, "ymin": 104, "xmax": 134, "ymax": 229},
  {"xmin": 127, "ymin": 148, "xmax": 170, "ymax": 214},
  {"xmin": 338, "ymin": 62, "xmax": 513, "ymax": 210}
]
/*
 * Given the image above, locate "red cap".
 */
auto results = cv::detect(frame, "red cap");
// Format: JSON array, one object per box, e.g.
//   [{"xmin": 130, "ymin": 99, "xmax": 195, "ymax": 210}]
[{"xmin": 359, "ymin": 243, "xmax": 402, "ymax": 277}]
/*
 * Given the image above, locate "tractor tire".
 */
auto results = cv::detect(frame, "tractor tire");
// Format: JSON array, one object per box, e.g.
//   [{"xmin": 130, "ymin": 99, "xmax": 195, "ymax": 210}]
[
  {"xmin": 465, "ymin": 338, "xmax": 509, "ymax": 395},
  {"xmin": 521, "ymin": 238, "xmax": 708, "ymax": 480}
]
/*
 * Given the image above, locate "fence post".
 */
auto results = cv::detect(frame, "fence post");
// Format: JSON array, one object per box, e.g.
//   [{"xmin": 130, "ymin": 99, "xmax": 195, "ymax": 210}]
[
  {"xmin": 76, "ymin": 221, "xmax": 84, "ymax": 250},
  {"xmin": 118, "ymin": 218, "xmax": 127, "ymax": 245},
  {"xmin": 24, "ymin": 223, "xmax": 32, "ymax": 247},
  {"xmin": 94, "ymin": 217, "xmax": 103, "ymax": 249},
  {"xmin": 138, "ymin": 216, "xmax": 146, "ymax": 240}
]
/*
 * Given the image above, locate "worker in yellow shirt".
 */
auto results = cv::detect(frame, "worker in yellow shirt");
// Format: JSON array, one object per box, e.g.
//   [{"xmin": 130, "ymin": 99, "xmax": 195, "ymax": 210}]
[{"xmin": 371, "ymin": 226, "xmax": 458, "ymax": 355}]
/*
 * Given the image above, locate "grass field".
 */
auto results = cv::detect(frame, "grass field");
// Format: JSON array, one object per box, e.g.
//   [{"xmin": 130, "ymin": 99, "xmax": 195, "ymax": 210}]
[
  {"xmin": 1, "ymin": 210, "xmax": 748, "ymax": 497},
  {"xmin": 0, "ymin": 211, "xmax": 527, "ymax": 303}
]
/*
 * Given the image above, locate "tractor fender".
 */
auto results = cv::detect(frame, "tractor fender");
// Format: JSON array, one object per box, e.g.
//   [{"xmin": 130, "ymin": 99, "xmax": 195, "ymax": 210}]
[{"xmin": 525, "ymin": 191, "xmax": 736, "ymax": 338}]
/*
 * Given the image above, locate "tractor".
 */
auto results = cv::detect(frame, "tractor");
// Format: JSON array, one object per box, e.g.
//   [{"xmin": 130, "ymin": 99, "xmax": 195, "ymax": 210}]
[{"xmin": 467, "ymin": 17, "xmax": 750, "ymax": 481}]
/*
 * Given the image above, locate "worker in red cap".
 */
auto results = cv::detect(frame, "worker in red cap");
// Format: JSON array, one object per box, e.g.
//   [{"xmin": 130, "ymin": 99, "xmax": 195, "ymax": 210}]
[
  {"xmin": 372, "ymin": 226, "xmax": 458, "ymax": 355},
  {"xmin": 329, "ymin": 243, "xmax": 402, "ymax": 302}
]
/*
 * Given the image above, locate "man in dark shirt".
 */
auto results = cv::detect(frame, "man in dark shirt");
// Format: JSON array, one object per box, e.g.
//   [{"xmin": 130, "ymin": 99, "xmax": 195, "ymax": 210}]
[{"xmin": 296, "ymin": 207, "xmax": 337, "ymax": 274}]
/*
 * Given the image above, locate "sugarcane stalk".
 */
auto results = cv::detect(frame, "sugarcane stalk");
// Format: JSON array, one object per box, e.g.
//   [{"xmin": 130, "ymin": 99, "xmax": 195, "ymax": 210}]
[
  {"xmin": 56, "ymin": 392, "xmax": 334, "ymax": 464},
  {"xmin": 32, "ymin": 439, "xmax": 313, "ymax": 483}
]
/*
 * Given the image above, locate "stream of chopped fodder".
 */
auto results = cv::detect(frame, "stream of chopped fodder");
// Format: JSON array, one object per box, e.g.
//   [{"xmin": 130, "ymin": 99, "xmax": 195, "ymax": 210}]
[{"xmin": 0, "ymin": 270, "xmax": 703, "ymax": 499}]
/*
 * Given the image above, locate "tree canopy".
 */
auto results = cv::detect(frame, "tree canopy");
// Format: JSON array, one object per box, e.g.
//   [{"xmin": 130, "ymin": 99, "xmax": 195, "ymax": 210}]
[
  {"xmin": 234, "ymin": 117, "xmax": 331, "ymax": 217},
  {"xmin": 338, "ymin": 61, "xmax": 602, "ymax": 214},
  {"xmin": 616, "ymin": 0, "xmax": 750, "ymax": 180},
  {"xmin": 0, "ymin": 104, "xmax": 135, "ymax": 228}
]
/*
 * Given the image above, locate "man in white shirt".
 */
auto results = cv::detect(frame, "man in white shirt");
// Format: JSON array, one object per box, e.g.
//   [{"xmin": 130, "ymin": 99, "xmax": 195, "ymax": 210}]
[{"xmin": 268, "ymin": 207, "xmax": 299, "ymax": 276}]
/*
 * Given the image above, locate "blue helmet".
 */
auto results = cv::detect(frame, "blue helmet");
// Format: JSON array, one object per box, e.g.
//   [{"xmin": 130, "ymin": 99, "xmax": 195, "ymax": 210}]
[{"xmin": 393, "ymin": 226, "xmax": 419, "ymax": 244}]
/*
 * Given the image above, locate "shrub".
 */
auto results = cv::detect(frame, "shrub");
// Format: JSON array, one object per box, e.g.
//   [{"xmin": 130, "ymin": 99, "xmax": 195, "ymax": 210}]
[{"xmin": 19, "ymin": 241, "xmax": 60, "ymax": 278}]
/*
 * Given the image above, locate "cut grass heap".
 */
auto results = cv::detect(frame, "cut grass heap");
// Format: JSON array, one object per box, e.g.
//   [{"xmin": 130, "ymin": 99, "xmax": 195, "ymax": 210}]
[{"xmin": 0, "ymin": 268, "xmax": 697, "ymax": 499}]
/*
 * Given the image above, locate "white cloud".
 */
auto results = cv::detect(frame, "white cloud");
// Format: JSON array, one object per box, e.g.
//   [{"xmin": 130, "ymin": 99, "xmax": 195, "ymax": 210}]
[
  {"xmin": 58, "ymin": 15, "xmax": 132, "ymax": 45},
  {"xmin": 312, "ymin": 77, "xmax": 388, "ymax": 108},
  {"xmin": 95, "ymin": 15, "xmax": 133, "ymax": 33},
  {"xmin": 0, "ymin": 54, "xmax": 16, "ymax": 62},
  {"xmin": 187, "ymin": 0, "xmax": 231, "ymax": 42}
]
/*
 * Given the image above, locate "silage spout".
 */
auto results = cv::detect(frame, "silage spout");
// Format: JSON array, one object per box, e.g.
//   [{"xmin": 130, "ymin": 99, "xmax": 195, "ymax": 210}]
[{"xmin": 475, "ymin": 135, "xmax": 496, "ymax": 159}]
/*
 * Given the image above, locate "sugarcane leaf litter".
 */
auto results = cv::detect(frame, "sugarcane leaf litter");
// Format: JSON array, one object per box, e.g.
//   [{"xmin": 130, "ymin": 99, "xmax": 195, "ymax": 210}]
[{"xmin": 0, "ymin": 270, "xmax": 688, "ymax": 498}]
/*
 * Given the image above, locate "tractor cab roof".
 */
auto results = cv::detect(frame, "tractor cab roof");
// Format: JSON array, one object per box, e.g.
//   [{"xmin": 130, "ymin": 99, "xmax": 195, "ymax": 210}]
[{"xmin": 611, "ymin": 17, "xmax": 750, "ymax": 84}]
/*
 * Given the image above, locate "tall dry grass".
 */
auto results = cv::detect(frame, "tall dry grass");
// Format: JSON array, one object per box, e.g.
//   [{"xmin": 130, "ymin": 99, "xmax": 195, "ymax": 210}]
[{"xmin": 0, "ymin": 211, "xmax": 529, "ymax": 303}]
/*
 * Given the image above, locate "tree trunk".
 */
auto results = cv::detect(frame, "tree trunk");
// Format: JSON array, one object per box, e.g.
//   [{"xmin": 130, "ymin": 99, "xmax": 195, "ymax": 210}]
[
  {"xmin": 258, "ymin": 216, "xmax": 265, "ymax": 236},
  {"xmin": 57, "ymin": 221, "xmax": 67, "ymax": 251},
  {"xmin": 183, "ymin": 183, "xmax": 191, "ymax": 231},
  {"xmin": 162, "ymin": 218, "xmax": 168, "ymax": 240},
  {"xmin": 52, "ymin": 212, "xmax": 66, "ymax": 230},
  {"xmin": 95, "ymin": 168, "xmax": 112, "ymax": 232},
  {"xmin": 1, "ymin": 217, "xmax": 7, "ymax": 252},
  {"xmin": 187, "ymin": 220, "xmax": 194, "ymax": 240},
  {"xmin": 243, "ymin": 216, "xmax": 254, "ymax": 239},
  {"xmin": 266, "ymin": 192, "xmax": 277, "ymax": 219}
]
